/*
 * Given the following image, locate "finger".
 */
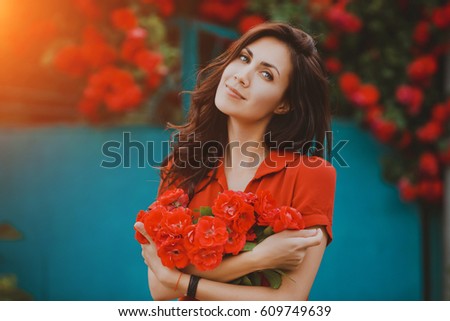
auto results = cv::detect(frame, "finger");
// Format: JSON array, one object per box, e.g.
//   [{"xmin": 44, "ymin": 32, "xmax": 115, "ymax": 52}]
[
  {"xmin": 134, "ymin": 222, "xmax": 152, "ymax": 243},
  {"xmin": 302, "ymin": 229, "xmax": 323, "ymax": 247},
  {"xmin": 283, "ymin": 228, "xmax": 318, "ymax": 238}
]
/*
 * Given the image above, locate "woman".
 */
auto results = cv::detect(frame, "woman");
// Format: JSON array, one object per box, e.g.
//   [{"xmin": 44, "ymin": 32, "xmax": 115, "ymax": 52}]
[{"xmin": 135, "ymin": 22, "xmax": 336, "ymax": 301}]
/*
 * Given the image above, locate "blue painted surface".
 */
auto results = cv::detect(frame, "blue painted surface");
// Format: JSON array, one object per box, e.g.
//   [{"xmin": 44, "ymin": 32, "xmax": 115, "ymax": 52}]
[{"xmin": 0, "ymin": 121, "xmax": 422, "ymax": 300}]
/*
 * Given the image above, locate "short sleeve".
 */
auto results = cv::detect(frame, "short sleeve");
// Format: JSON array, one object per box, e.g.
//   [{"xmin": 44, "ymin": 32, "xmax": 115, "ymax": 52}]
[{"xmin": 292, "ymin": 156, "xmax": 336, "ymax": 244}]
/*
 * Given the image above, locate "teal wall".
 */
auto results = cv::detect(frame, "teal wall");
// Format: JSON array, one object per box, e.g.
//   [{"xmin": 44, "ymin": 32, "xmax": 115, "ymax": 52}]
[{"xmin": 0, "ymin": 120, "xmax": 422, "ymax": 300}]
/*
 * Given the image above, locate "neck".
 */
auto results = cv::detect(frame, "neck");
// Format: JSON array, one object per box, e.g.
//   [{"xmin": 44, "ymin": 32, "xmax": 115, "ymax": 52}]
[{"xmin": 224, "ymin": 118, "xmax": 268, "ymax": 170}]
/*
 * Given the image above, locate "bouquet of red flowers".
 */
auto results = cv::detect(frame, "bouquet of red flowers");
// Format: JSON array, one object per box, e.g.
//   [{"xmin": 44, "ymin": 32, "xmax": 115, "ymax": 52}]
[{"xmin": 135, "ymin": 188, "xmax": 305, "ymax": 288}]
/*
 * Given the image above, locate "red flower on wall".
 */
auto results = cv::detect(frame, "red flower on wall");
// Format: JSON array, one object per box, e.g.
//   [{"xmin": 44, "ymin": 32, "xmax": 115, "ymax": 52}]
[
  {"xmin": 54, "ymin": 45, "xmax": 89, "ymax": 77},
  {"xmin": 407, "ymin": 55, "xmax": 437, "ymax": 82},
  {"xmin": 72, "ymin": 0, "xmax": 101, "ymax": 20},
  {"xmin": 395, "ymin": 85, "xmax": 424, "ymax": 116},
  {"xmin": 121, "ymin": 28, "xmax": 148, "ymax": 63},
  {"xmin": 417, "ymin": 179, "xmax": 443, "ymax": 202},
  {"xmin": 325, "ymin": 3, "xmax": 362, "ymax": 33},
  {"xmin": 370, "ymin": 117, "xmax": 397, "ymax": 143},
  {"xmin": 238, "ymin": 15, "xmax": 265, "ymax": 34},
  {"xmin": 350, "ymin": 84, "xmax": 380, "ymax": 108},
  {"xmin": 431, "ymin": 4, "xmax": 450, "ymax": 29},
  {"xmin": 419, "ymin": 152, "xmax": 440, "ymax": 177},
  {"xmin": 111, "ymin": 8, "xmax": 138, "ymax": 32},
  {"xmin": 339, "ymin": 72, "xmax": 360, "ymax": 97},
  {"xmin": 398, "ymin": 178, "xmax": 417, "ymax": 202},
  {"xmin": 141, "ymin": 0, "xmax": 175, "ymax": 17},
  {"xmin": 416, "ymin": 121, "xmax": 443, "ymax": 143},
  {"xmin": 325, "ymin": 57, "xmax": 342, "ymax": 74},
  {"xmin": 200, "ymin": 0, "xmax": 247, "ymax": 23},
  {"xmin": 82, "ymin": 66, "xmax": 143, "ymax": 113},
  {"xmin": 413, "ymin": 21, "xmax": 430, "ymax": 45}
]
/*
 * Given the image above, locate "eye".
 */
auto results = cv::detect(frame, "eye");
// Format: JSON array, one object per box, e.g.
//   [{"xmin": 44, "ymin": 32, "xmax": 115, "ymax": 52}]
[
  {"xmin": 261, "ymin": 71, "xmax": 273, "ymax": 81},
  {"xmin": 239, "ymin": 54, "xmax": 250, "ymax": 63}
]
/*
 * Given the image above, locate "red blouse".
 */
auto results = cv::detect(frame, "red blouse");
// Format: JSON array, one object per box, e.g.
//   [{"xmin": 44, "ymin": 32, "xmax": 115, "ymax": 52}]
[{"xmin": 187, "ymin": 150, "xmax": 336, "ymax": 243}]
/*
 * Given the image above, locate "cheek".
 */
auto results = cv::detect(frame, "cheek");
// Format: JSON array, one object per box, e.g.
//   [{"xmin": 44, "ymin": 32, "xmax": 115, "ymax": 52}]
[{"xmin": 252, "ymin": 85, "xmax": 284, "ymax": 109}]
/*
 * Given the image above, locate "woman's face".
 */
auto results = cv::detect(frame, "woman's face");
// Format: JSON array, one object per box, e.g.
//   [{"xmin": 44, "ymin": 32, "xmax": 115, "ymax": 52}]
[{"xmin": 215, "ymin": 36, "xmax": 293, "ymax": 124}]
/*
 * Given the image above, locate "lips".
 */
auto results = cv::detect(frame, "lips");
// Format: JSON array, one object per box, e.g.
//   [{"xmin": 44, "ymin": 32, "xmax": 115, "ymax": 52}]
[{"xmin": 225, "ymin": 84, "xmax": 246, "ymax": 100}]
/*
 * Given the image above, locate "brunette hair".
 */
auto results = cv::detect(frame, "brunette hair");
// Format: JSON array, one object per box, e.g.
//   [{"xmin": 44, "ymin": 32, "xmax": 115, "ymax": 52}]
[{"xmin": 160, "ymin": 22, "xmax": 331, "ymax": 199}]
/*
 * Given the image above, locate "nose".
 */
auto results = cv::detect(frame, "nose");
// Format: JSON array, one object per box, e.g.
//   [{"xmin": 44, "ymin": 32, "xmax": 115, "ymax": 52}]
[{"xmin": 233, "ymin": 70, "xmax": 250, "ymax": 87}]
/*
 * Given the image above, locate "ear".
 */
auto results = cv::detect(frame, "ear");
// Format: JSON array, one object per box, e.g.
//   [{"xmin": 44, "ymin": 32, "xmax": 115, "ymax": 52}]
[{"xmin": 273, "ymin": 102, "xmax": 290, "ymax": 115}]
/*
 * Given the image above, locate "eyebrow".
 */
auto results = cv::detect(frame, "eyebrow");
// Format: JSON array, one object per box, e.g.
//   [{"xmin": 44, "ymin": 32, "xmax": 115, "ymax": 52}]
[{"xmin": 244, "ymin": 47, "xmax": 280, "ymax": 77}]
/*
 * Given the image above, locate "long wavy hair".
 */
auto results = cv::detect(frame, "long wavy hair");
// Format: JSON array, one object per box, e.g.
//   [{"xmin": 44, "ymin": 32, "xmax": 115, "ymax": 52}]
[{"xmin": 160, "ymin": 22, "xmax": 331, "ymax": 199}]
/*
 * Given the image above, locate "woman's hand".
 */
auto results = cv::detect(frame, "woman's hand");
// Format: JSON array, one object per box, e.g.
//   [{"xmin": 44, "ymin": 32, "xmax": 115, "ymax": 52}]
[
  {"xmin": 251, "ymin": 228, "xmax": 323, "ymax": 270},
  {"xmin": 134, "ymin": 222, "xmax": 180, "ymax": 289}
]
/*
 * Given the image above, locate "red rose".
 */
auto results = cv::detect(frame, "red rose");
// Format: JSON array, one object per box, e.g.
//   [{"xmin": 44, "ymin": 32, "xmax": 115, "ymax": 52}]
[
  {"xmin": 155, "ymin": 188, "xmax": 189, "ymax": 210},
  {"xmin": 188, "ymin": 245, "xmax": 224, "ymax": 271},
  {"xmin": 325, "ymin": 5, "xmax": 362, "ymax": 33},
  {"xmin": 350, "ymin": 84, "xmax": 380, "ymax": 108},
  {"xmin": 238, "ymin": 15, "xmax": 265, "ymax": 34},
  {"xmin": 224, "ymin": 230, "xmax": 247, "ymax": 255},
  {"xmin": 54, "ymin": 45, "xmax": 88, "ymax": 77},
  {"xmin": 416, "ymin": 121, "xmax": 443, "ymax": 142},
  {"xmin": 246, "ymin": 229, "xmax": 257, "ymax": 241},
  {"xmin": 254, "ymin": 190, "xmax": 276, "ymax": 213},
  {"xmin": 413, "ymin": 21, "xmax": 430, "ymax": 45},
  {"xmin": 200, "ymin": 0, "xmax": 246, "ymax": 23},
  {"xmin": 339, "ymin": 72, "xmax": 361, "ymax": 97},
  {"xmin": 111, "ymin": 8, "xmax": 138, "ymax": 32},
  {"xmin": 407, "ymin": 56, "xmax": 437, "ymax": 82},
  {"xmin": 161, "ymin": 207, "xmax": 193, "ymax": 237},
  {"xmin": 144, "ymin": 205, "xmax": 168, "ymax": 242},
  {"xmin": 431, "ymin": 103, "xmax": 448, "ymax": 123},
  {"xmin": 121, "ymin": 28, "xmax": 147, "ymax": 62},
  {"xmin": 395, "ymin": 85, "xmax": 423, "ymax": 115},
  {"xmin": 322, "ymin": 33, "xmax": 340, "ymax": 51},
  {"xmin": 325, "ymin": 57, "xmax": 342, "ymax": 74},
  {"xmin": 431, "ymin": 6, "xmax": 450, "ymax": 29},
  {"xmin": 141, "ymin": 0, "xmax": 175, "ymax": 17},
  {"xmin": 157, "ymin": 239, "xmax": 190, "ymax": 269},
  {"xmin": 419, "ymin": 152, "xmax": 439, "ymax": 177},
  {"xmin": 398, "ymin": 178, "xmax": 417, "ymax": 202},
  {"xmin": 195, "ymin": 216, "xmax": 228, "ymax": 248},
  {"xmin": 270, "ymin": 206, "xmax": 305, "ymax": 233},
  {"xmin": 236, "ymin": 191, "xmax": 257, "ymax": 205},
  {"xmin": 72, "ymin": 0, "xmax": 101, "ymax": 20},
  {"xmin": 212, "ymin": 191, "xmax": 250, "ymax": 224},
  {"xmin": 364, "ymin": 105, "xmax": 383, "ymax": 124},
  {"xmin": 134, "ymin": 49, "xmax": 163, "ymax": 73},
  {"xmin": 370, "ymin": 118, "xmax": 397, "ymax": 143},
  {"xmin": 417, "ymin": 180, "xmax": 443, "ymax": 203},
  {"xmin": 83, "ymin": 66, "xmax": 143, "ymax": 112},
  {"xmin": 80, "ymin": 28, "xmax": 117, "ymax": 69}
]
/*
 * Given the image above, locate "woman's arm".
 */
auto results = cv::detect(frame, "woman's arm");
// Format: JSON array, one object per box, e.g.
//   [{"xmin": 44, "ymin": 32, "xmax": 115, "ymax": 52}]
[
  {"xmin": 139, "ymin": 224, "xmax": 327, "ymax": 300},
  {"xmin": 182, "ymin": 228, "xmax": 321, "ymax": 282}
]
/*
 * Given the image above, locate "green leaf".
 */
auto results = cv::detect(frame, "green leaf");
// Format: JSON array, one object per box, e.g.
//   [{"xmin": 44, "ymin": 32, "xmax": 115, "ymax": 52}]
[
  {"xmin": 230, "ymin": 278, "xmax": 242, "ymax": 285},
  {"xmin": 199, "ymin": 206, "xmax": 213, "ymax": 217},
  {"xmin": 241, "ymin": 276, "xmax": 253, "ymax": 286},
  {"xmin": 274, "ymin": 269, "xmax": 296, "ymax": 283},
  {"xmin": 263, "ymin": 226, "xmax": 274, "ymax": 236},
  {"xmin": 262, "ymin": 270, "xmax": 282, "ymax": 289},
  {"xmin": 242, "ymin": 242, "xmax": 257, "ymax": 252},
  {"xmin": 248, "ymin": 272, "xmax": 262, "ymax": 286}
]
